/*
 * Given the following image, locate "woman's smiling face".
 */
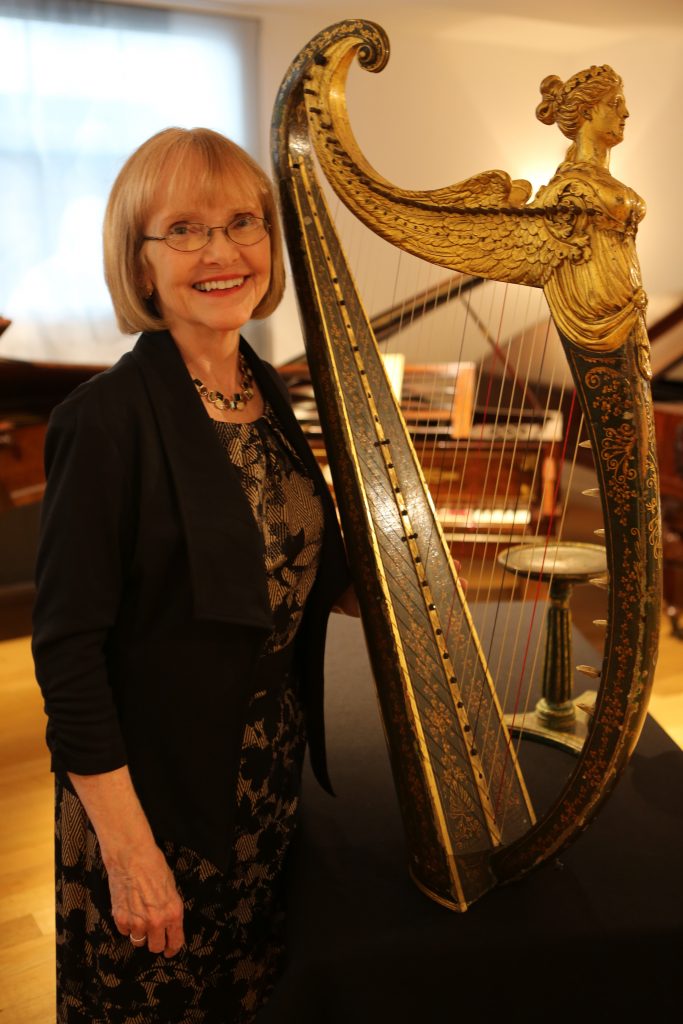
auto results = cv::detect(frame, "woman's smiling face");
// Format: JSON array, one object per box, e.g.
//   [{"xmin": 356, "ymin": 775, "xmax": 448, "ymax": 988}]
[{"xmin": 141, "ymin": 160, "xmax": 271, "ymax": 348}]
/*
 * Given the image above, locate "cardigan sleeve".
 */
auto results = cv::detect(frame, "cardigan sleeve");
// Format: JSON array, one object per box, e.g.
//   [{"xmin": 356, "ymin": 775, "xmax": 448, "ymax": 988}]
[{"xmin": 32, "ymin": 388, "xmax": 132, "ymax": 775}]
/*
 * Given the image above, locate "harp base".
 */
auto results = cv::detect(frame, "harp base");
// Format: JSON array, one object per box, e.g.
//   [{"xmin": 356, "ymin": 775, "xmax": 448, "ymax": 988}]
[
  {"xmin": 408, "ymin": 858, "xmax": 498, "ymax": 914},
  {"xmin": 504, "ymin": 690, "xmax": 597, "ymax": 754},
  {"xmin": 409, "ymin": 869, "xmax": 466, "ymax": 913}
]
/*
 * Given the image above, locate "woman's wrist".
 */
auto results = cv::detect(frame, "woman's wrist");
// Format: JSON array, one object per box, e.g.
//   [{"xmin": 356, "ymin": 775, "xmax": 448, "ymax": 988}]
[{"xmin": 67, "ymin": 766, "xmax": 158, "ymax": 865}]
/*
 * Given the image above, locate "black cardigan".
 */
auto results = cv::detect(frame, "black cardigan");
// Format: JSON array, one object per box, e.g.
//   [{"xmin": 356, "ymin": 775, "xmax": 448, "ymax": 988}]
[{"xmin": 32, "ymin": 330, "xmax": 349, "ymax": 869}]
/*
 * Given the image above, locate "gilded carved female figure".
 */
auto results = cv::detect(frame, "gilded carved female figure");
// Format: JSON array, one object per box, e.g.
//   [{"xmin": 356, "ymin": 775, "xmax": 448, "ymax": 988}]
[{"xmin": 534, "ymin": 65, "xmax": 650, "ymax": 376}]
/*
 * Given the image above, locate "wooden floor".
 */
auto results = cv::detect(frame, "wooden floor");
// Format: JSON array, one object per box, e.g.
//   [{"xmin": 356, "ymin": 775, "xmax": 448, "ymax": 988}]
[
  {"xmin": 0, "ymin": 620, "xmax": 681, "ymax": 1023},
  {"xmin": 0, "ymin": 635, "xmax": 54, "ymax": 1024}
]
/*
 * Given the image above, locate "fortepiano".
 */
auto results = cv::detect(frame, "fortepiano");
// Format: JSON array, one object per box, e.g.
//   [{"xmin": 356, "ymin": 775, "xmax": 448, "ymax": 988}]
[{"xmin": 278, "ymin": 357, "xmax": 560, "ymax": 591}]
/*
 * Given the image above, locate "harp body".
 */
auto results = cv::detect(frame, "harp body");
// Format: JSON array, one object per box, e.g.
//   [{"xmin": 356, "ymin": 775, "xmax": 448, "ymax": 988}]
[{"xmin": 272, "ymin": 21, "xmax": 661, "ymax": 909}]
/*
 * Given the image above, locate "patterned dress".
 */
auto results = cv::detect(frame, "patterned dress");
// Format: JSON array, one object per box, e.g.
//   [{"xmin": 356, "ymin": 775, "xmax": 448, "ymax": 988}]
[{"xmin": 55, "ymin": 402, "xmax": 324, "ymax": 1023}]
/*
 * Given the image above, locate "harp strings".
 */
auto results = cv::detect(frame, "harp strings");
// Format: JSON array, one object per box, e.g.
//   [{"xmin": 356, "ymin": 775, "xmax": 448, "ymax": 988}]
[
  {"xmin": 472, "ymin": 293, "xmax": 582, "ymax": 807},
  {"xmin": 324, "ymin": 265, "xmax": 508, "ymax": 835},
  {"xmin": 449, "ymin": 285, "xmax": 554, "ymax": 775},
  {"xmin": 331, "ymin": 194, "xmax": 595, "ymax": 820}
]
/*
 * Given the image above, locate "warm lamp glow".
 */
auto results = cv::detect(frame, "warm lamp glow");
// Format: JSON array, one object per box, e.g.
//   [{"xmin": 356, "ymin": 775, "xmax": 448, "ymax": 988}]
[{"xmin": 522, "ymin": 164, "xmax": 555, "ymax": 199}]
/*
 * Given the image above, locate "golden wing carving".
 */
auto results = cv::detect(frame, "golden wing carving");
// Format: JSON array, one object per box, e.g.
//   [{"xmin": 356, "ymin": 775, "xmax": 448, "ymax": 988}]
[{"xmin": 302, "ymin": 25, "xmax": 591, "ymax": 287}]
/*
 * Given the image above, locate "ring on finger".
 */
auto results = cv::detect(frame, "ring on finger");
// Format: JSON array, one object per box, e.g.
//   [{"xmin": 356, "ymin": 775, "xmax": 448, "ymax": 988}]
[{"xmin": 129, "ymin": 932, "xmax": 146, "ymax": 946}]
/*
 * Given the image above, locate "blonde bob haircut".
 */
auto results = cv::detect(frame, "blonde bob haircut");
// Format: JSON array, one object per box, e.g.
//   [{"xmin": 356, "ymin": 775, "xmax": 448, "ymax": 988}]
[{"xmin": 103, "ymin": 127, "xmax": 285, "ymax": 335}]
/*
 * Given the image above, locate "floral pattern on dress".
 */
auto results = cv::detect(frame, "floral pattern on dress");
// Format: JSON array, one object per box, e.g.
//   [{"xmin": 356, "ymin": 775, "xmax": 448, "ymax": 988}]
[{"xmin": 212, "ymin": 402, "xmax": 324, "ymax": 653}]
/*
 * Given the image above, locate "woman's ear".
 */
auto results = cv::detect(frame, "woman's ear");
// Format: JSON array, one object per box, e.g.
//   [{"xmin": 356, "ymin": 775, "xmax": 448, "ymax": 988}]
[
  {"xmin": 137, "ymin": 264, "xmax": 154, "ymax": 299},
  {"xmin": 136, "ymin": 249, "xmax": 154, "ymax": 299}
]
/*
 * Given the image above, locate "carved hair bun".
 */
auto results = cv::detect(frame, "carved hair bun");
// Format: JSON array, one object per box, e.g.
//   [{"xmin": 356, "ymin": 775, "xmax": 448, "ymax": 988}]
[{"xmin": 536, "ymin": 75, "xmax": 563, "ymax": 125}]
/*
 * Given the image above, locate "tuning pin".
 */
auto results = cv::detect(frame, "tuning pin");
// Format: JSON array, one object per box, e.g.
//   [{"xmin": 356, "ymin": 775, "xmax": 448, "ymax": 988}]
[
  {"xmin": 594, "ymin": 528, "xmax": 605, "ymax": 538},
  {"xmin": 578, "ymin": 439, "xmax": 592, "ymax": 449},
  {"xmin": 589, "ymin": 574, "xmax": 609, "ymax": 589},
  {"xmin": 576, "ymin": 698, "xmax": 596, "ymax": 717},
  {"xmin": 577, "ymin": 664, "xmax": 601, "ymax": 679},
  {"xmin": 582, "ymin": 487, "xmax": 600, "ymax": 498},
  {"xmin": 592, "ymin": 618, "xmax": 608, "ymax": 627}
]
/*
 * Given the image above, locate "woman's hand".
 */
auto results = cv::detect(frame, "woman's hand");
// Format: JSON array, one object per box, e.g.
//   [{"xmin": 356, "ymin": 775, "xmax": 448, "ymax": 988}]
[
  {"xmin": 68, "ymin": 766, "xmax": 185, "ymax": 958},
  {"xmin": 332, "ymin": 583, "xmax": 360, "ymax": 617},
  {"xmin": 106, "ymin": 842, "xmax": 185, "ymax": 957}
]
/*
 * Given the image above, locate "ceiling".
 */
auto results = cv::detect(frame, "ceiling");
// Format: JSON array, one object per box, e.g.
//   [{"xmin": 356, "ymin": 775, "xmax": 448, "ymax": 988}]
[{"xmin": 189, "ymin": 0, "xmax": 683, "ymax": 30}]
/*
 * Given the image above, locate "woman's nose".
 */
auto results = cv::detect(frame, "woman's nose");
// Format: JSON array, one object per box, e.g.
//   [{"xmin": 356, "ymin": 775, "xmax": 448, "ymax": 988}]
[{"xmin": 202, "ymin": 227, "xmax": 240, "ymax": 256}]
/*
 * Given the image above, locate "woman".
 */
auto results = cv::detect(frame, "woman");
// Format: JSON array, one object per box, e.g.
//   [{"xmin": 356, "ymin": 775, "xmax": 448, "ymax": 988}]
[
  {"xmin": 534, "ymin": 65, "xmax": 650, "ymax": 377},
  {"xmin": 32, "ymin": 127, "xmax": 351, "ymax": 1023}
]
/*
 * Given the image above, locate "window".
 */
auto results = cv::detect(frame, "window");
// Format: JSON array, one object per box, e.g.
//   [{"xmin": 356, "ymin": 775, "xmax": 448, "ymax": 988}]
[{"xmin": 0, "ymin": 0, "xmax": 259, "ymax": 364}]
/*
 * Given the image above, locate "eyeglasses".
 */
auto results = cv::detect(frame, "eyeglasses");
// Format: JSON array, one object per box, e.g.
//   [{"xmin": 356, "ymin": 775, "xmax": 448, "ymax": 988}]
[{"xmin": 143, "ymin": 214, "xmax": 270, "ymax": 253}]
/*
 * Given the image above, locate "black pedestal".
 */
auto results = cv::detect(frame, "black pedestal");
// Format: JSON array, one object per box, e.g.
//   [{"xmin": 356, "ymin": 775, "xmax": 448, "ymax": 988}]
[{"xmin": 262, "ymin": 612, "xmax": 683, "ymax": 1022}]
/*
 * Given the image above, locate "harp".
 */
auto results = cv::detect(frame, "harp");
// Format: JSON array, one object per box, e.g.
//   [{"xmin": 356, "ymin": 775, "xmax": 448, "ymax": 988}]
[{"xmin": 272, "ymin": 21, "xmax": 661, "ymax": 910}]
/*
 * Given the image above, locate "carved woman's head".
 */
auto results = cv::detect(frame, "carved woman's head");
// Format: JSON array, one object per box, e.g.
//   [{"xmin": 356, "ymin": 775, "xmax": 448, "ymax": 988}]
[{"xmin": 536, "ymin": 66, "xmax": 628, "ymax": 160}]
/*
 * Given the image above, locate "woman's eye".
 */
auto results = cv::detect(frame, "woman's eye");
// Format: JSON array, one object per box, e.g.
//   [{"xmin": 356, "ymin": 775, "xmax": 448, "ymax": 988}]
[
  {"xmin": 231, "ymin": 215, "xmax": 257, "ymax": 229},
  {"xmin": 168, "ymin": 223, "xmax": 202, "ymax": 236}
]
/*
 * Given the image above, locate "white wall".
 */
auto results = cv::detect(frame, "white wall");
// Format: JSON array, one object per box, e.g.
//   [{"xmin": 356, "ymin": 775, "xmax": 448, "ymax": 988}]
[{"xmin": 255, "ymin": 3, "xmax": 683, "ymax": 365}]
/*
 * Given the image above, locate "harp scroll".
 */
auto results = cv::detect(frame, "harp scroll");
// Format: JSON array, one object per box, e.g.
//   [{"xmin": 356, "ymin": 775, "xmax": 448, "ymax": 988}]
[{"xmin": 272, "ymin": 20, "xmax": 661, "ymax": 908}]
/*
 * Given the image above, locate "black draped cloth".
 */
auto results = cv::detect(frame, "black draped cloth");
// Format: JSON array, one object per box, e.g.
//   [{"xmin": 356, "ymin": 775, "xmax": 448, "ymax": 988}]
[{"xmin": 262, "ymin": 612, "xmax": 683, "ymax": 1022}]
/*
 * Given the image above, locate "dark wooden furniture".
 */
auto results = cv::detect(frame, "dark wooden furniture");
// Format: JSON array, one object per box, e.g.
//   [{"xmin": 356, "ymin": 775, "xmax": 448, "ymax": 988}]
[
  {"xmin": 0, "ymin": 356, "xmax": 102, "ymax": 510},
  {"xmin": 654, "ymin": 402, "xmax": 683, "ymax": 635},
  {"xmin": 650, "ymin": 303, "xmax": 683, "ymax": 636},
  {"xmin": 0, "ymin": 354, "xmax": 102, "ymax": 637}
]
